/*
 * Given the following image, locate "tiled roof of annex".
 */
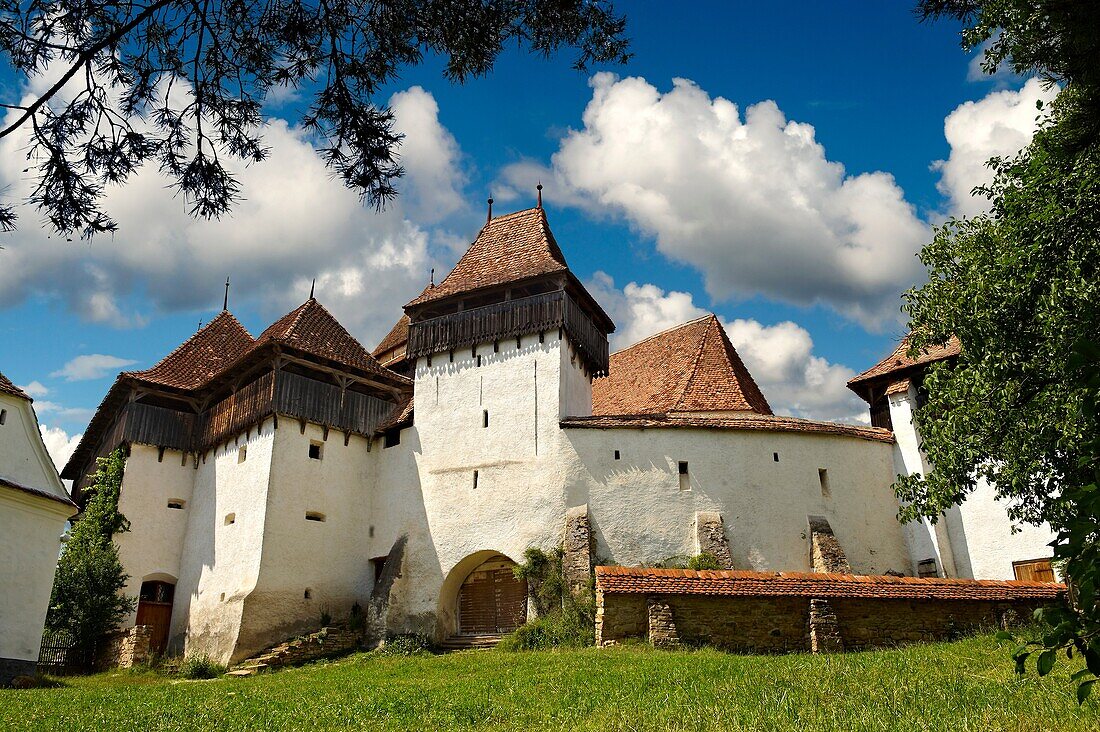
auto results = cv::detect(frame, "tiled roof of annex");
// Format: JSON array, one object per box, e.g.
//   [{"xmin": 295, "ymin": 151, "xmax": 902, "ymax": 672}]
[
  {"xmin": 848, "ymin": 334, "xmax": 962, "ymax": 389},
  {"xmin": 591, "ymin": 315, "xmax": 771, "ymax": 416},
  {"xmin": 0, "ymin": 371, "xmax": 30, "ymax": 401},
  {"xmin": 594, "ymin": 566, "xmax": 1065, "ymax": 602}
]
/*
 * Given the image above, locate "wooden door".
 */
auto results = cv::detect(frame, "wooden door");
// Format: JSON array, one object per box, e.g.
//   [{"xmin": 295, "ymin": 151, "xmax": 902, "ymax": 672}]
[
  {"xmin": 457, "ymin": 557, "xmax": 527, "ymax": 635},
  {"xmin": 1013, "ymin": 559, "xmax": 1055, "ymax": 582},
  {"xmin": 136, "ymin": 581, "xmax": 175, "ymax": 655}
]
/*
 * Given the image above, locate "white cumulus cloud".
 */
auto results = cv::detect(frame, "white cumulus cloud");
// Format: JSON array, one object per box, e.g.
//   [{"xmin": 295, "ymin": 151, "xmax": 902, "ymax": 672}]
[
  {"xmin": 39, "ymin": 425, "xmax": 81, "ymax": 472},
  {"xmin": 589, "ymin": 273, "xmax": 867, "ymax": 423},
  {"xmin": 504, "ymin": 74, "xmax": 930, "ymax": 329},
  {"xmin": 51, "ymin": 354, "xmax": 138, "ymax": 381},
  {"xmin": 935, "ymin": 77, "xmax": 1058, "ymax": 217},
  {"xmin": 18, "ymin": 380, "xmax": 50, "ymax": 397},
  {"xmin": 0, "ymin": 80, "xmax": 466, "ymax": 346}
]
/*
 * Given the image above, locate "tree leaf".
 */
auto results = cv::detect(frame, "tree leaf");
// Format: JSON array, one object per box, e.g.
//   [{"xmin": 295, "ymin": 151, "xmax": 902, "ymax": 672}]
[{"xmin": 1036, "ymin": 649, "xmax": 1056, "ymax": 677}]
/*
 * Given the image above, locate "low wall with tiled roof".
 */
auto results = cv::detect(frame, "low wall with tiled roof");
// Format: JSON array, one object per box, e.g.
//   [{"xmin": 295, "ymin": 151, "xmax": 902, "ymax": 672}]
[{"xmin": 594, "ymin": 567, "xmax": 1064, "ymax": 653}]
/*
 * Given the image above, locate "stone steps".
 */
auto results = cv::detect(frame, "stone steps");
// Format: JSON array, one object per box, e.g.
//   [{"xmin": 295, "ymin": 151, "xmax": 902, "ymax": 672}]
[
  {"xmin": 230, "ymin": 626, "xmax": 363, "ymax": 675},
  {"xmin": 439, "ymin": 634, "xmax": 502, "ymax": 651}
]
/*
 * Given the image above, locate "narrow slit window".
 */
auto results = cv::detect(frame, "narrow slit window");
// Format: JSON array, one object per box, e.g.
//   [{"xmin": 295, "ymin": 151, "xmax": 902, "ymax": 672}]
[
  {"xmin": 482, "ymin": 410, "xmax": 489, "ymax": 428},
  {"xmin": 167, "ymin": 499, "xmax": 186, "ymax": 510},
  {"xmin": 472, "ymin": 470, "xmax": 479, "ymax": 489},
  {"xmin": 238, "ymin": 445, "xmax": 247, "ymax": 463},
  {"xmin": 476, "ymin": 354, "xmax": 482, "ymax": 367},
  {"xmin": 0, "ymin": 409, "xmax": 6, "ymax": 425},
  {"xmin": 305, "ymin": 511, "xmax": 326, "ymax": 522},
  {"xmin": 614, "ymin": 450, "xmax": 620, "ymax": 460},
  {"xmin": 773, "ymin": 452, "xmax": 779, "ymax": 462},
  {"xmin": 304, "ymin": 588, "xmax": 312, "ymax": 600},
  {"xmin": 678, "ymin": 461, "xmax": 690, "ymax": 491},
  {"xmin": 308, "ymin": 442, "xmax": 323, "ymax": 460},
  {"xmin": 818, "ymin": 468, "xmax": 831, "ymax": 497},
  {"xmin": 224, "ymin": 513, "xmax": 236, "ymax": 525}
]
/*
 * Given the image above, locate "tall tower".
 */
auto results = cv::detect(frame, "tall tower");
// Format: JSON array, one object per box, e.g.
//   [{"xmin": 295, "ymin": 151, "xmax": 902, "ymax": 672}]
[{"xmin": 404, "ymin": 205, "xmax": 614, "ymax": 458}]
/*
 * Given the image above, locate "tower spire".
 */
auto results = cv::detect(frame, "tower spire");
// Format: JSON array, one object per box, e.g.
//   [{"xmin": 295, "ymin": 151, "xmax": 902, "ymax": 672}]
[
  {"xmin": 223, "ymin": 276, "xmax": 230, "ymax": 311},
  {"xmin": 537, "ymin": 181, "xmax": 543, "ymax": 209}
]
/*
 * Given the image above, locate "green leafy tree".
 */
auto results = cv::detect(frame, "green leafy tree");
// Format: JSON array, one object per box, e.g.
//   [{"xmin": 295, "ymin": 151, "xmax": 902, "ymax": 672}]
[
  {"xmin": 909, "ymin": 0, "xmax": 1100, "ymax": 700},
  {"xmin": 46, "ymin": 448, "xmax": 137, "ymax": 661},
  {"xmin": 0, "ymin": 0, "xmax": 629, "ymax": 237}
]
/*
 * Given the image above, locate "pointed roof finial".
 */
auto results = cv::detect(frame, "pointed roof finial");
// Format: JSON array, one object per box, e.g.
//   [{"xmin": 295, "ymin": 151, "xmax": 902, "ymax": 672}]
[
  {"xmin": 223, "ymin": 276, "xmax": 230, "ymax": 311},
  {"xmin": 430, "ymin": 267, "xmax": 435, "ymax": 287},
  {"xmin": 198, "ymin": 319, "xmax": 203, "ymax": 332},
  {"xmin": 537, "ymin": 181, "xmax": 543, "ymax": 209},
  {"xmin": 309, "ymin": 278, "xmax": 316, "ymax": 300},
  {"xmin": 487, "ymin": 195, "xmax": 494, "ymax": 223}
]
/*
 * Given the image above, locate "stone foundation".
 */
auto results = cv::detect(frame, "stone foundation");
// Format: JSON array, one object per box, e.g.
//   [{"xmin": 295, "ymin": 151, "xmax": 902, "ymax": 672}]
[
  {"xmin": 0, "ymin": 657, "xmax": 37, "ymax": 687},
  {"xmin": 596, "ymin": 592, "xmax": 1046, "ymax": 653},
  {"xmin": 97, "ymin": 625, "xmax": 152, "ymax": 670},
  {"xmin": 695, "ymin": 512, "xmax": 734, "ymax": 569}
]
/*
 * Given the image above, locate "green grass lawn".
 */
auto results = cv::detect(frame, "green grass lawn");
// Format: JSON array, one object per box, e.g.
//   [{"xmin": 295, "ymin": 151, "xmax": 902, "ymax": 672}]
[{"xmin": 3, "ymin": 634, "xmax": 1096, "ymax": 731}]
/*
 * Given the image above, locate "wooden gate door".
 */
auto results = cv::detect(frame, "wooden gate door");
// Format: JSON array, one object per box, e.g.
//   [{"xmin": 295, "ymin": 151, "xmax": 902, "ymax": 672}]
[
  {"xmin": 136, "ymin": 580, "xmax": 175, "ymax": 654},
  {"xmin": 1013, "ymin": 558, "xmax": 1055, "ymax": 582},
  {"xmin": 457, "ymin": 557, "xmax": 528, "ymax": 635}
]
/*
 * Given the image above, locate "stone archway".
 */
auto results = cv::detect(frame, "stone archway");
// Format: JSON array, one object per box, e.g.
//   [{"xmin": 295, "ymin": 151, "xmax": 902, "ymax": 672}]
[{"xmin": 439, "ymin": 552, "xmax": 527, "ymax": 637}]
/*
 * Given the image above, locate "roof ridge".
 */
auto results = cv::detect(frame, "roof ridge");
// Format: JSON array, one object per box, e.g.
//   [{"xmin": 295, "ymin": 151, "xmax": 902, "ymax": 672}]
[
  {"xmin": 674, "ymin": 314, "xmax": 719, "ymax": 410},
  {"xmin": 610, "ymin": 314, "xmax": 714, "ymax": 356},
  {"xmin": 126, "ymin": 310, "xmax": 254, "ymax": 382}
]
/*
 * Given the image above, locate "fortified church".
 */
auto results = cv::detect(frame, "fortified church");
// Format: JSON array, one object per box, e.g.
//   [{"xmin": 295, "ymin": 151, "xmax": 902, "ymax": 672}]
[{"xmin": 63, "ymin": 202, "xmax": 1056, "ymax": 664}]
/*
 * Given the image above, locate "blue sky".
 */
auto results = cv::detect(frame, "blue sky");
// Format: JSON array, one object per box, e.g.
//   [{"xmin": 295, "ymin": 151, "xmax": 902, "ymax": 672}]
[{"xmin": 0, "ymin": 3, "xmax": 1050, "ymax": 461}]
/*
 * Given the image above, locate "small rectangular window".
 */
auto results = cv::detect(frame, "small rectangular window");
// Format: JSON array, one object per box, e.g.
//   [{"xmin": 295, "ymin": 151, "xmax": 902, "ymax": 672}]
[
  {"xmin": 482, "ymin": 410, "xmax": 489, "ymax": 428},
  {"xmin": 818, "ymin": 468, "xmax": 831, "ymax": 498},
  {"xmin": 305, "ymin": 511, "xmax": 326, "ymax": 522},
  {"xmin": 678, "ymin": 461, "xmax": 688, "ymax": 475},
  {"xmin": 773, "ymin": 452, "xmax": 779, "ymax": 462},
  {"xmin": 308, "ymin": 442, "xmax": 323, "ymax": 460},
  {"xmin": 473, "ymin": 470, "xmax": 479, "ymax": 489},
  {"xmin": 0, "ymin": 409, "xmax": 6, "ymax": 425},
  {"xmin": 238, "ymin": 445, "xmax": 247, "ymax": 463},
  {"xmin": 613, "ymin": 450, "xmax": 620, "ymax": 460},
  {"xmin": 678, "ymin": 461, "xmax": 689, "ymax": 491},
  {"xmin": 167, "ymin": 499, "xmax": 186, "ymax": 510}
]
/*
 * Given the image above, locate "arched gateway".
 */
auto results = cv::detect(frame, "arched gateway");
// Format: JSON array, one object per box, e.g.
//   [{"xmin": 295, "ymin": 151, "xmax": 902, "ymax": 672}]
[{"xmin": 453, "ymin": 554, "xmax": 528, "ymax": 636}]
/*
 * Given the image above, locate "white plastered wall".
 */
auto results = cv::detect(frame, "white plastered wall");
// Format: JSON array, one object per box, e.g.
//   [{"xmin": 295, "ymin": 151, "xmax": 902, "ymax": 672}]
[
  {"xmin": 0, "ymin": 394, "xmax": 72, "ymax": 669},
  {"xmin": 174, "ymin": 425, "xmax": 275, "ymax": 662},
  {"xmin": 565, "ymin": 427, "xmax": 910, "ymax": 575},
  {"xmin": 114, "ymin": 445, "xmax": 195, "ymax": 624},
  {"xmin": 889, "ymin": 385, "xmax": 1056, "ymax": 580}
]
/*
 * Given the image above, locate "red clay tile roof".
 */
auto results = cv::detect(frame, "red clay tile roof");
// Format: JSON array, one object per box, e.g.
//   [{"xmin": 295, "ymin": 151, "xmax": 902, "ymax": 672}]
[
  {"xmin": 126, "ymin": 311, "xmax": 254, "ymax": 391},
  {"xmin": 0, "ymin": 475, "xmax": 78, "ymax": 510},
  {"xmin": 374, "ymin": 396, "xmax": 414, "ymax": 433},
  {"xmin": 256, "ymin": 299, "xmax": 407, "ymax": 383},
  {"xmin": 0, "ymin": 371, "xmax": 30, "ymax": 401},
  {"xmin": 406, "ymin": 208, "xmax": 569, "ymax": 307},
  {"xmin": 592, "ymin": 315, "xmax": 771, "ymax": 416},
  {"xmin": 562, "ymin": 413, "xmax": 893, "ymax": 443},
  {"xmin": 595, "ymin": 566, "xmax": 1065, "ymax": 602},
  {"xmin": 372, "ymin": 314, "xmax": 409, "ymax": 361},
  {"xmin": 849, "ymin": 334, "xmax": 961, "ymax": 391}
]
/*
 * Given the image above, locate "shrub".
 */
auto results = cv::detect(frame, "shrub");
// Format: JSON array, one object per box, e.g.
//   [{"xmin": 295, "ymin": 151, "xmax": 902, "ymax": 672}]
[
  {"xmin": 498, "ymin": 604, "xmax": 594, "ymax": 651},
  {"xmin": 178, "ymin": 655, "xmax": 226, "ymax": 679},
  {"xmin": 687, "ymin": 553, "xmax": 723, "ymax": 571},
  {"xmin": 378, "ymin": 634, "xmax": 435, "ymax": 656}
]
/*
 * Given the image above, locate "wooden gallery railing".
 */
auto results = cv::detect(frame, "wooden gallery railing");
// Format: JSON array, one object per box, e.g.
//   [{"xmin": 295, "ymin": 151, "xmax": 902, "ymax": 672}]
[
  {"xmin": 107, "ymin": 371, "xmax": 397, "ymax": 455},
  {"xmin": 406, "ymin": 289, "xmax": 610, "ymax": 376}
]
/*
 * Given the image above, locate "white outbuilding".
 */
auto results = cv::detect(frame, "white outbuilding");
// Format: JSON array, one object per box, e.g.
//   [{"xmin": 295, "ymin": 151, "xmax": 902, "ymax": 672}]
[{"xmin": 0, "ymin": 371, "xmax": 76, "ymax": 684}]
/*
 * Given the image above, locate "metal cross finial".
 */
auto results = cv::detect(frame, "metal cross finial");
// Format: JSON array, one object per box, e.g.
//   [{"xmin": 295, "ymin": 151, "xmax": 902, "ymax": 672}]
[
  {"xmin": 430, "ymin": 267, "xmax": 435, "ymax": 287},
  {"xmin": 223, "ymin": 276, "xmax": 230, "ymax": 311},
  {"xmin": 537, "ymin": 181, "xmax": 543, "ymax": 209},
  {"xmin": 487, "ymin": 196, "xmax": 494, "ymax": 222},
  {"xmin": 309, "ymin": 278, "xmax": 316, "ymax": 299}
]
